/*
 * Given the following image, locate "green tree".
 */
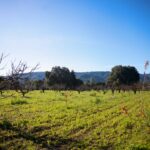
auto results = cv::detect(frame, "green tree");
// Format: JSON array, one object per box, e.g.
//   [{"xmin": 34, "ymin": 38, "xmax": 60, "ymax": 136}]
[
  {"xmin": 107, "ymin": 65, "xmax": 140, "ymax": 86},
  {"xmin": 45, "ymin": 66, "xmax": 83, "ymax": 89}
]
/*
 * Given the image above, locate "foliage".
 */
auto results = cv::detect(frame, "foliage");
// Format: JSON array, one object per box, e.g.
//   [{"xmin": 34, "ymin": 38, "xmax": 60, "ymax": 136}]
[
  {"xmin": 45, "ymin": 66, "xmax": 83, "ymax": 89},
  {"xmin": 107, "ymin": 65, "xmax": 140, "ymax": 86}
]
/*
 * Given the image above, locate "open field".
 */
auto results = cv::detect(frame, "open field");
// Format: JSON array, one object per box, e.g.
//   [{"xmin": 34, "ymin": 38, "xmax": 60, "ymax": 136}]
[{"xmin": 0, "ymin": 90, "xmax": 150, "ymax": 150}]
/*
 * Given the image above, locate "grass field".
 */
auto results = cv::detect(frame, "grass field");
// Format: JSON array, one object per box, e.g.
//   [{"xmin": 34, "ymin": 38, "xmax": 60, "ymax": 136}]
[{"xmin": 0, "ymin": 90, "xmax": 150, "ymax": 150}]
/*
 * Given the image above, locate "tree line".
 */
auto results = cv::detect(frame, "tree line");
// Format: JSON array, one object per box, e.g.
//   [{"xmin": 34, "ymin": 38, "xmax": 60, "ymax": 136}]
[{"xmin": 0, "ymin": 53, "xmax": 149, "ymax": 97}]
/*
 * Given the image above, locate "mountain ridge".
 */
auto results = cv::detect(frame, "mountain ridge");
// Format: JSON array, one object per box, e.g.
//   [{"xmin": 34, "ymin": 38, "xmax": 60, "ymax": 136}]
[{"xmin": 29, "ymin": 71, "xmax": 150, "ymax": 83}]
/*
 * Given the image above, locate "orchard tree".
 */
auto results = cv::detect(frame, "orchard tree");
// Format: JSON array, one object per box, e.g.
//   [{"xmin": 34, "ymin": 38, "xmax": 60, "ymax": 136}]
[
  {"xmin": 107, "ymin": 65, "xmax": 140, "ymax": 86},
  {"xmin": 143, "ymin": 60, "xmax": 149, "ymax": 89},
  {"xmin": 0, "ymin": 53, "xmax": 8, "ymax": 95},
  {"xmin": 33, "ymin": 79, "xmax": 46, "ymax": 92},
  {"xmin": 0, "ymin": 77, "xmax": 9, "ymax": 95},
  {"xmin": 8, "ymin": 61, "xmax": 39, "ymax": 97}
]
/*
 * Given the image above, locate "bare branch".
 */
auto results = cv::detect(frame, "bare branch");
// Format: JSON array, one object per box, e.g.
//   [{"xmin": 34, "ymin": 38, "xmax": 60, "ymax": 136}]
[
  {"xmin": 29, "ymin": 63, "xmax": 40, "ymax": 74},
  {"xmin": 144, "ymin": 60, "xmax": 149, "ymax": 70},
  {"xmin": 9, "ymin": 61, "xmax": 40, "ymax": 97},
  {"xmin": 0, "ymin": 53, "xmax": 8, "ymax": 70}
]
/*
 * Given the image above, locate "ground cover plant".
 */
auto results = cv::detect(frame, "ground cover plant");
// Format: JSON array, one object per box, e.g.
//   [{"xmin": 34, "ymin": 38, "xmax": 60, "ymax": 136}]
[{"xmin": 0, "ymin": 90, "xmax": 150, "ymax": 150}]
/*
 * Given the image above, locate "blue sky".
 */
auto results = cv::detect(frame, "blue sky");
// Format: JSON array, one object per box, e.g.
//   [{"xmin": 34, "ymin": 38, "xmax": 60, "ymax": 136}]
[{"xmin": 0, "ymin": 0, "xmax": 150, "ymax": 73}]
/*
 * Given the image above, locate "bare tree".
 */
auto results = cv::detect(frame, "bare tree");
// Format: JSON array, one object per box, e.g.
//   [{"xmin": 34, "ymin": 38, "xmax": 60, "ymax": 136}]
[
  {"xmin": 143, "ymin": 60, "xmax": 149, "ymax": 90},
  {"xmin": 0, "ymin": 53, "xmax": 8, "ymax": 95},
  {"xmin": 0, "ymin": 53, "xmax": 6, "ymax": 70},
  {"xmin": 8, "ymin": 61, "xmax": 39, "ymax": 97}
]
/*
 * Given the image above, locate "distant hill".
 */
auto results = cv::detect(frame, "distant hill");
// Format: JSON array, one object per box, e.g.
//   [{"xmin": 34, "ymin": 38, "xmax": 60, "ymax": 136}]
[
  {"xmin": 28, "ymin": 71, "xmax": 110, "ymax": 82},
  {"xmin": 27, "ymin": 72, "xmax": 45, "ymax": 80},
  {"xmin": 29, "ymin": 71, "xmax": 150, "ymax": 83},
  {"xmin": 75, "ymin": 71, "xmax": 110, "ymax": 83}
]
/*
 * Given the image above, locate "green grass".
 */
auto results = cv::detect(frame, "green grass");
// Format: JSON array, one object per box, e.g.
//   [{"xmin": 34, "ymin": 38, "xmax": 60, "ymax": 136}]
[
  {"xmin": 11, "ymin": 99, "xmax": 28, "ymax": 105},
  {"xmin": 0, "ymin": 90, "xmax": 150, "ymax": 150}
]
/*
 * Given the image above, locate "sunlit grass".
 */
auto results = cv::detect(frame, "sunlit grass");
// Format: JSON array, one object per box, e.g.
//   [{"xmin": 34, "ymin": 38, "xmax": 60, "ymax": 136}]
[{"xmin": 0, "ymin": 90, "xmax": 150, "ymax": 149}]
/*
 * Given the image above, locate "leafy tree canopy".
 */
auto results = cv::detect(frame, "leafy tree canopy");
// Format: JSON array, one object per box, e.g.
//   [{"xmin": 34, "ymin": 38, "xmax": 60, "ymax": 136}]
[
  {"xmin": 107, "ymin": 65, "xmax": 140, "ymax": 86},
  {"xmin": 45, "ymin": 66, "xmax": 83, "ymax": 88}
]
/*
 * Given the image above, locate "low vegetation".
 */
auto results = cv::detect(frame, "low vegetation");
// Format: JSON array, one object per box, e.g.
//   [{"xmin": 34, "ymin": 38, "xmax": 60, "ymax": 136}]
[{"xmin": 0, "ymin": 90, "xmax": 150, "ymax": 149}]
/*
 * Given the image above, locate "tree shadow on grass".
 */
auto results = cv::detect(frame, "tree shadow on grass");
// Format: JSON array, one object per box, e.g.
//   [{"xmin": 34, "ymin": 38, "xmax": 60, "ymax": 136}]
[{"xmin": 0, "ymin": 121, "xmax": 85, "ymax": 150}]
